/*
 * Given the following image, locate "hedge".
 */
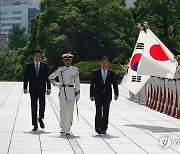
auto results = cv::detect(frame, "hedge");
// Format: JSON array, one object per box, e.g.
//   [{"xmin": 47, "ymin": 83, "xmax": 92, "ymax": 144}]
[{"xmin": 74, "ymin": 61, "xmax": 124, "ymax": 80}]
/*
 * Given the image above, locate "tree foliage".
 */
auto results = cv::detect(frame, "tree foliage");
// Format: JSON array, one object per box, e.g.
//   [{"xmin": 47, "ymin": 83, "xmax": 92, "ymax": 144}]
[
  {"xmin": 74, "ymin": 61, "xmax": 124, "ymax": 80},
  {"xmin": 8, "ymin": 24, "xmax": 28, "ymax": 51},
  {"xmin": 27, "ymin": 0, "xmax": 136, "ymax": 71},
  {"xmin": 131, "ymin": 0, "xmax": 180, "ymax": 54},
  {"xmin": 2, "ymin": 0, "xmax": 180, "ymax": 81}
]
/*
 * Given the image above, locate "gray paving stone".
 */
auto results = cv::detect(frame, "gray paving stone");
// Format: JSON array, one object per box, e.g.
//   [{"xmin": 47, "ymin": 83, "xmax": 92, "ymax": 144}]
[
  {"xmin": 0, "ymin": 141, "xmax": 10, "ymax": 151},
  {"xmin": 8, "ymin": 150, "xmax": 41, "ymax": 154},
  {"xmin": 0, "ymin": 82, "xmax": 180, "ymax": 153}
]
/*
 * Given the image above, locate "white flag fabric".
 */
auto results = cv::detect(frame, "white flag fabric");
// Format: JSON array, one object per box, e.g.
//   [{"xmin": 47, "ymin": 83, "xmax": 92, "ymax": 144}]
[
  {"xmin": 137, "ymin": 29, "xmax": 177, "ymax": 79},
  {"xmin": 121, "ymin": 30, "xmax": 150, "ymax": 95}
]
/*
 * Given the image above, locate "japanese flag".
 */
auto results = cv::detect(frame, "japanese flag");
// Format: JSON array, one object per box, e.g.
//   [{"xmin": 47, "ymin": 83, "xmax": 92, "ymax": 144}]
[
  {"xmin": 121, "ymin": 30, "xmax": 150, "ymax": 95},
  {"xmin": 137, "ymin": 29, "xmax": 177, "ymax": 79}
]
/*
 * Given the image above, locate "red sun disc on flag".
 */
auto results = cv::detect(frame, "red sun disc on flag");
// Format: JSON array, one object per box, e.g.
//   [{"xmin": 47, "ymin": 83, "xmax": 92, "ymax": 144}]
[
  {"xmin": 130, "ymin": 53, "xmax": 142, "ymax": 71},
  {"xmin": 150, "ymin": 44, "xmax": 169, "ymax": 61}
]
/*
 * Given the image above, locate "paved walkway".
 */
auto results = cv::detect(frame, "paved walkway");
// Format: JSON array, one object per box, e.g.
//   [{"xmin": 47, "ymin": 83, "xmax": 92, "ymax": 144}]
[{"xmin": 0, "ymin": 82, "xmax": 180, "ymax": 154}]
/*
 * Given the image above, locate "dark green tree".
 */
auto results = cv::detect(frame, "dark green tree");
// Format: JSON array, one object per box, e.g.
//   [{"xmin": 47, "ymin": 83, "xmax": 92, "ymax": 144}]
[
  {"xmin": 131, "ymin": 0, "xmax": 180, "ymax": 55},
  {"xmin": 0, "ymin": 52, "xmax": 8, "ymax": 80},
  {"xmin": 0, "ymin": 50, "xmax": 20, "ymax": 81},
  {"xmin": 26, "ymin": 0, "xmax": 136, "ymax": 72},
  {"xmin": 8, "ymin": 24, "xmax": 28, "ymax": 51},
  {"xmin": 3, "ymin": 0, "xmax": 138, "ymax": 81}
]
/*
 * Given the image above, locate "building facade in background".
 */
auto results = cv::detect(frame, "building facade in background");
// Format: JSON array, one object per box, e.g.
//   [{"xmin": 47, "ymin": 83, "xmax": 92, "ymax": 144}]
[{"xmin": 0, "ymin": 0, "xmax": 40, "ymax": 47}]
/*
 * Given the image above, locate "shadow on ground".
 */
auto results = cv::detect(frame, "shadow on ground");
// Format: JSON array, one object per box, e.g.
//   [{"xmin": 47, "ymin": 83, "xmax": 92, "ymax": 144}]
[
  {"xmin": 125, "ymin": 124, "xmax": 180, "ymax": 133},
  {"xmin": 92, "ymin": 134, "xmax": 120, "ymax": 139},
  {"xmin": 22, "ymin": 130, "xmax": 51, "ymax": 135}
]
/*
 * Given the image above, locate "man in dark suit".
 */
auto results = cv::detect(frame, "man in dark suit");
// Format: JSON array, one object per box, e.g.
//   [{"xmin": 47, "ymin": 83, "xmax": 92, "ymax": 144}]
[
  {"xmin": 90, "ymin": 56, "xmax": 119, "ymax": 134},
  {"xmin": 23, "ymin": 49, "xmax": 51, "ymax": 131}
]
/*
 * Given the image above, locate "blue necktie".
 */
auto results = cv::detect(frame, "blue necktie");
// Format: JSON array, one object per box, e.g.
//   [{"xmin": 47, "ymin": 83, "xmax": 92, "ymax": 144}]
[
  {"xmin": 36, "ymin": 63, "xmax": 39, "ymax": 76},
  {"xmin": 103, "ymin": 71, "xmax": 106, "ymax": 84}
]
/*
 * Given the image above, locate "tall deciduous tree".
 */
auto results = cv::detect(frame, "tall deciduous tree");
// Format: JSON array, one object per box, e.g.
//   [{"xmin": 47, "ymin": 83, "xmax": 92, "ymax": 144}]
[
  {"xmin": 27, "ymin": 0, "xmax": 136, "ymax": 71},
  {"xmin": 131, "ymin": 0, "xmax": 180, "ymax": 55},
  {"xmin": 8, "ymin": 24, "xmax": 28, "ymax": 51}
]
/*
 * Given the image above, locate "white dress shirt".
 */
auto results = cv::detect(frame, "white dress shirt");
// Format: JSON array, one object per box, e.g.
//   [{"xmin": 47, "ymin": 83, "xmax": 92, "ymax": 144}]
[
  {"xmin": 101, "ymin": 68, "xmax": 108, "ymax": 76},
  {"xmin": 34, "ymin": 61, "xmax": 40, "ymax": 68}
]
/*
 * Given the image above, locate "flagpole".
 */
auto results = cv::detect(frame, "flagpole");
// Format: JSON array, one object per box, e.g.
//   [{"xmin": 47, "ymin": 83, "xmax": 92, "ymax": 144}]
[
  {"xmin": 143, "ymin": 21, "xmax": 149, "ymax": 32},
  {"xmin": 136, "ymin": 23, "xmax": 143, "ymax": 32},
  {"xmin": 136, "ymin": 21, "xmax": 149, "ymax": 33}
]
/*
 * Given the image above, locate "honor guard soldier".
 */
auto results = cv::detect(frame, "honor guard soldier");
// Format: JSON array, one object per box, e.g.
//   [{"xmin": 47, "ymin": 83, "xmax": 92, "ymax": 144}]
[{"xmin": 49, "ymin": 53, "xmax": 80, "ymax": 135}]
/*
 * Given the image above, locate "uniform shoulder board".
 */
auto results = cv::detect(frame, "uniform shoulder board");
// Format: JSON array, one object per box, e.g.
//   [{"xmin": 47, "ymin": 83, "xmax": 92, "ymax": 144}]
[
  {"xmin": 71, "ymin": 66, "xmax": 79, "ymax": 70},
  {"xmin": 59, "ymin": 66, "xmax": 65, "ymax": 71}
]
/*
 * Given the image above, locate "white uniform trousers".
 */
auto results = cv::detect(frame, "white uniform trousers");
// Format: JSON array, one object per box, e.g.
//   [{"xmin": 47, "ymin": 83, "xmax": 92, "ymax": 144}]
[{"xmin": 59, "ymin": 97, "xmax": 75, "ymax": 130}]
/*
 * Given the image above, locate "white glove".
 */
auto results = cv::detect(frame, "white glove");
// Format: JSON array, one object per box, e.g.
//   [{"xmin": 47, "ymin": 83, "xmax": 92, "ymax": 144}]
[
  {"xmin": 53, "ymin": 81, "xmax": 60, "ymax": 88},
  {"xmin": 76, "ymin": 94, "xmax": 80, "ymax": 101}
]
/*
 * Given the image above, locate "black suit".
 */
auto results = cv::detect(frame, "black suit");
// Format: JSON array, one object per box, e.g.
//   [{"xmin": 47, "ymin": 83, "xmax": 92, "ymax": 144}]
[
  {"xmin": 23, "ymin": 62, "xmax": 51, "ymax": 127},
  {"xmin": 90, "ymin": 68, "xmax": 119, "ymax": 131}
]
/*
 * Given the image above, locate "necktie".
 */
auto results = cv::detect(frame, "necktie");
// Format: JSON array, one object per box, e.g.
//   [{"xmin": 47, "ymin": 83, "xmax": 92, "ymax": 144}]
[
  {"xmin": 103, "ymin": 71, "xmax": 106, "ymax": 84},
  {"xmin": 36, "ymin": 63, "xmax": 39, "ymax": 76}
]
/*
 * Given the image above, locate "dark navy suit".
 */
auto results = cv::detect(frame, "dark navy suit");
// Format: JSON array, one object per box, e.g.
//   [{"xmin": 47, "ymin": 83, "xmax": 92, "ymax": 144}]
[
  {"xmin": 90, "ymin": 68, "xmax": 119, "ymax": 131},
  {"xmin": 24, "ymin": 62, "xmax": 51, "ymax": 126}
]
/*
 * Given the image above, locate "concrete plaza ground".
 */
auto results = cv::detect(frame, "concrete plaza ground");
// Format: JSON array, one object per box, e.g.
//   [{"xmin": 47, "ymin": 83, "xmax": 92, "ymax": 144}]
[{"xmin": 0, "ymin": 82, "xmax": 180, "ymax": 154}]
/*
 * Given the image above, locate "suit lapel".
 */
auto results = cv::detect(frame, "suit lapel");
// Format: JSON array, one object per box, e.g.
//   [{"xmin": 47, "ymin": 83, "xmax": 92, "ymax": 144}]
[
  {"xmin": 105, "ymin": 70, "xmax": 110, "ymax": 84},
  {"xmin": 98, "ymin": 69, "xmax": 104, "ymax": 85},
  {"xmin": 38, "ymin": 62, "xmax": 44, "ymax": 76},
  {"xmin": 39, "ymin": 62, "xmax": 42, "ymax": 73},
  {"xmin": 31, "ymin": 62, "xmax": 37, "ymax": 76}
]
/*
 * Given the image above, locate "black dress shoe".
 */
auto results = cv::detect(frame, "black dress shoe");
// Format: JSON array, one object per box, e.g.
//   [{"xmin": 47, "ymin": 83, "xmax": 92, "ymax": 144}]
[
  {"xmin": 32, "ymin": 126, "xmax": 38, "ymax": 131},
  {"xmin": 96, "ymin": 128, "xmax": 103, "ymax": 134},
  {"xmin": 38, "ymin": 118, "xmax": 45, "ymax": 129}
]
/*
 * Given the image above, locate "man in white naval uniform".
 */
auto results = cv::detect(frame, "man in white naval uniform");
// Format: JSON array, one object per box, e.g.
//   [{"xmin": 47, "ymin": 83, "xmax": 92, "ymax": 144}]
[{"xmin": 49, "ymin": 53, "xmax": 80, "ymax": 135}]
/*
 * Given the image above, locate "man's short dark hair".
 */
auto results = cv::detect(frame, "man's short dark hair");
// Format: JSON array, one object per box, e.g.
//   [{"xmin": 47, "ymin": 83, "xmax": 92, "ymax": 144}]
[
  {"xmin": 100, "ymin": 56, "xmax": 108, "ymax": 61},
  {"xmin": 33, "ymin": 49, "xmax": 42, "ymax": 55}
]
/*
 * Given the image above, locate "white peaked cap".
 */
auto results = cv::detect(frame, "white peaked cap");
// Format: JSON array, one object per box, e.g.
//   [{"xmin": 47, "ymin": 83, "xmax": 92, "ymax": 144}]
[{"xmin": 62, "ymin": 53, "xmax": 74, "ymax": 58}]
